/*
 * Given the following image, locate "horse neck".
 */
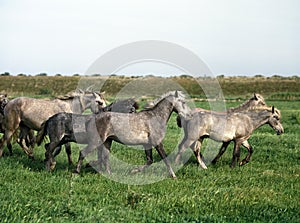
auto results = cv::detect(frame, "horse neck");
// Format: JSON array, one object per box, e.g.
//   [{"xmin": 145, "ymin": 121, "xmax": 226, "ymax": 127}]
[
  {"xmin": 228, "ymin": 99, "xmax": 255, "ymax": 113},
  {"xmin": 150, "ymin": 98, "xmax": 174, "ymax": 123},
  {"xmin": 247, "ymin": 110, "xmax": 271, "ymax": 130},
  {"xmin": 66, "ymin": 96, "xmax": 85, "ymax": 114}
]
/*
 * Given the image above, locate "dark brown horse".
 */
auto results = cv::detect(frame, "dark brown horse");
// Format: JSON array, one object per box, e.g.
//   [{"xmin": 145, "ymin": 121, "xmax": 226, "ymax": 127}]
[
  {"xmin": 175, "ymin": 106, "xmax": 284, "ymax": 168},
  {"xmin": 0, "ymin": 91, "xmax": 106, "ymax": 158},
  {"xmin": 74, "ymin": 91, "xmax": 192, "ymax": 178}
]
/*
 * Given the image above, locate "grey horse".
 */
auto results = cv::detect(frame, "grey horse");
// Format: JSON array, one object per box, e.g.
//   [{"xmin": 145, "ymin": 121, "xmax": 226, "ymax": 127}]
[
  {"xmin": 0, "ymin": 91, "xmax": 106, "ymax": 158},
  {"xmin": 74, "ymin": 91, "xmax": 192, "ymax": 178},
  {"xmin": 176, "ymin": 93, "xmax": 266, "ymax": 165},
  {"xmin": 36, "ymin": 98, "xmax": 139, "ymax": 170},
  {"xmin": 175, "ymin": 106, "xmax": 284, "ymax": 168}
]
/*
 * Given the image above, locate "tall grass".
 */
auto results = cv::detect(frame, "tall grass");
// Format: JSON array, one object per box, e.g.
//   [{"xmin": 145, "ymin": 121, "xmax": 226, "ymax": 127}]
[{"xmin": 1, "ymin": 76, "xmax": 300, "ymax": 100}]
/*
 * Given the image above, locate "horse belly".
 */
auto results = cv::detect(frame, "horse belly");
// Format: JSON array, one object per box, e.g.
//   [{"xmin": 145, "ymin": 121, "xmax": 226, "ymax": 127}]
[
  {"xmin": 112, "ymin": 129, "xmax": 149, "ymax": 145},
  {"xmin": 209, "ymin": 127, "xmax": 235, "ymax": 142}
]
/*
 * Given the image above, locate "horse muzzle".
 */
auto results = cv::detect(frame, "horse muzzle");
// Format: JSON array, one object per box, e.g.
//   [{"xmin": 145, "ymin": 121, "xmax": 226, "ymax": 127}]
[{"xmin": 276, "ymin": 128, "xmax": 284, "ymax": 135}]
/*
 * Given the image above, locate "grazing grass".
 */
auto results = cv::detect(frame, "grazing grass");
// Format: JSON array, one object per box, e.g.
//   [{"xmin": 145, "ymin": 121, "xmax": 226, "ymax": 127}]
[{"xmin": 0, "ymin": 100, "xmax": 299, "ymax": 222}]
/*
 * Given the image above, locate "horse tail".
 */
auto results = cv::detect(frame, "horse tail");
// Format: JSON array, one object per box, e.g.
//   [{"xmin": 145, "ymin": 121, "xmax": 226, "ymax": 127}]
[
  {"xmin": 36, "ymin": 120, "xmax": 48, "ymax": 146},
  {"xmin": 176, "ymin": 115, "xmax": 182, "ymax": 128}
]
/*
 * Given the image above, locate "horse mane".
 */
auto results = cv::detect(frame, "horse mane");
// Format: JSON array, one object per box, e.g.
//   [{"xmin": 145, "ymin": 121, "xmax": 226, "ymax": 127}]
[
  {"xmin": 242, "ymin": 105, "xmax": 281, "ymax": 117},
  {"xmin": 55, "ymin": 90, "xmax": 104, "ymax": 100},
  {"xmin": 228, "ymin": 93, "xmax": 266, "ymax": 112},
  {"xmin": 144, "ymin": 91, "xmax": 186, "ymax": 109}
]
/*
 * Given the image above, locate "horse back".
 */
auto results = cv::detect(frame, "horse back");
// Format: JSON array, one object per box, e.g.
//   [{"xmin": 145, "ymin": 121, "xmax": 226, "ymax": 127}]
[{"xmin": 4, "ymin": 97, "xmax": 72, "ymax": 130}]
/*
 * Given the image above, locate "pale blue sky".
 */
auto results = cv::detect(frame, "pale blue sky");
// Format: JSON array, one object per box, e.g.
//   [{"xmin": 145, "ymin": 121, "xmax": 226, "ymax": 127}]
[{"xmin": 0, "ymin": 0, "xmax": 299, "ymax": 76}]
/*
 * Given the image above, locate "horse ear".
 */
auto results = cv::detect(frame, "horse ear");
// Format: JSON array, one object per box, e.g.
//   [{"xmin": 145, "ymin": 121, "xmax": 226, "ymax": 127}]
[
  {"xmin": 253, "ymin": 93, "xmax": 258, "ymax": 100},
  {"xmin": 175, "ymin": 90, "xmax": 179, "ymax": 98},
  {"xmin": 100, "ymin": 91, "xmax": 106, "ymax": 95},
  {"xmin": 272, "ymin": 106, "xmax": 275, "ymax": 113}
]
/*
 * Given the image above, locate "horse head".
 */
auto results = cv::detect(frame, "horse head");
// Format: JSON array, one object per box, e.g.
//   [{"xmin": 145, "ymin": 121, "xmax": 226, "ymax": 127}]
[
  {"xmin": 87, "ymin": 91, "xmax": 107, "ymax": 114},
  {"xmin": 252, "ymin": 93, "xmax": 266, "ymax": 106},
  {"xmin": 268, "ymin": 106, "xmax": 284, "ymax": 135},
  {"xmin": 172, "ymin": 91, "xmax": 192, "ymax": 119}
]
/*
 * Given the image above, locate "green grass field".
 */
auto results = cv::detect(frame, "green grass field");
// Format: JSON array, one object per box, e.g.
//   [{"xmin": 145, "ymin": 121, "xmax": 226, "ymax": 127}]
[{"xmin": 0, "ymin": 99, "xmax": 299, "ymax": 222}]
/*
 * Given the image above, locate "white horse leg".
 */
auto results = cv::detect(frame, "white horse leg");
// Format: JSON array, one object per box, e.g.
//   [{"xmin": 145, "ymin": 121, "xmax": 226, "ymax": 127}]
[
  {"xmin": 192, "ymin": 139, "xmax": 207, "ymax": 169},
  {"xmin": 175, "ymin": 137, "xmax": 195, "ymax": 164}
]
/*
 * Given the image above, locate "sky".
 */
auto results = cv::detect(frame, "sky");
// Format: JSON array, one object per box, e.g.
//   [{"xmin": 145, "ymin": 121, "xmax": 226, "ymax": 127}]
[{"xmin": 0, "ymin": 0, "xmax": 299, "ymax": 76}]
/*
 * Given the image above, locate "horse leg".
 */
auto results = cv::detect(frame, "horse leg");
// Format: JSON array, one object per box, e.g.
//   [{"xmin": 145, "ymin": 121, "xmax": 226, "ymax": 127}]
[
  {"xmin": 64, "ymin": 143, "xmax": 73, "ymax": 165},
  {"xmin": 75, "ymin": 144, "xmax": 95, "ymax": 174},
  {"xmin": 45, "ymin": 142, "xmax": 57, "ymax": 171},
  {"xmin": 192, "ymin": 139, "xmax": 207, "ymax": 169},
  {"xmin": 231, "ymin": 141, "xmax": 242, "ymax": 168},
  {"xmin": 20, "ymin": 139, "xmax": 34, "ymax": 159},
  {"xmin": 0, "ymin": 129, "xmax": 15, "ymax": 157},
  {"xmin": 212, "ymin": 141, "xmax": 231, "ymax": 164},
  {"xmin": 174, "ymin": 137, "xmax": 195, "ymax": 164},
  {"xmin": 101, "ymin": 141, "xmax": 112, "ymax": 174},
  {"xmin": 240, "ymin": 140, "xmax": 253, "ymax": 166},
  {"xmin": 53, "ymin": 146, "xmax": 62, "ymax": 158},
  {"xmin": 18, "ymin": 125, "xmax": 34, "ymax": 159},
  {"xmin": 0, "ymin": 136, "xmax": 5, "ymax": 157},
  {"xmin": 131, "ymin": 145, "xmax": 153, "ymax": 174},
  {"xmin": 155, "ymin": 143, "xmax": 176, "ymax": 179}
]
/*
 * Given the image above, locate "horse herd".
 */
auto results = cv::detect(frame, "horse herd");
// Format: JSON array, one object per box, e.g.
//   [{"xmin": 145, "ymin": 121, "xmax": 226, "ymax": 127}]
[{"xmin": 0, "ymin": 91, "xmax": 284, "ymax": 178}]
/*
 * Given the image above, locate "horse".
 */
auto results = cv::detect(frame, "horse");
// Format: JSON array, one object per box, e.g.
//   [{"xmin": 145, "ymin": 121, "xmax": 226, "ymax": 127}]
[
  {"xmin": 74, "ymin": 91, "xmax": 192, "ymax": 178},
  {"xmin": 1, "ymin": 94, "xmax": 37, "ymax": 156},
  {"xmin": 176, "ymin": 93, "xmax": 267, "ymax": 165},
  {"xmin": 36, "ymin": 98, "xmax": 139, "ymax": 170},
  {"xmin": 0, "ymin": 91, "xmax": 106, "ymax": 158},
  {"xmin": 175, "ymin": 106, "xmax": 284, "ymax": 169}
]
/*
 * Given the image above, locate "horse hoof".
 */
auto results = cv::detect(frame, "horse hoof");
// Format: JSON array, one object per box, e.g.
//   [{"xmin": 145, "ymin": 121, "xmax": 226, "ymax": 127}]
[
  {"xmin": 130, "ymin": 168, "xmax": 140, "ymax": 174},
  {"xmin": 50, "ymin": 162, "xmax": 56, "ymax": 171},
  {"xmin": 199, "ymin": 164, "xmax": 208, "ymax": 169},
  {"xmin": 73, "ymin": 169, "xmax": 80, "ymax": 174}
]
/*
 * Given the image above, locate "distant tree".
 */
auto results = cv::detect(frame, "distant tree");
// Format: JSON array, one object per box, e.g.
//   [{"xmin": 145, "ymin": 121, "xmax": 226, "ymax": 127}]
[
  {"xmin": 180, "ymin": 74, "xmax": 193, "ymax": 78},
  {"xmin": 254, "ymin": 74, "xmax": 264, "ymax": 78},
  {"xmin": 73, "ymin": 74, "xmax": 80, "ymax": 76},
  {"xmin": 217, "ymin": 75, "xmax": 225, "ymax": 78},
  {"xmin": 272, "ymin": 74, "xmax": 283, "ymax": 79},
  {"xmin": 1, "ymin": 72, "xmax": 10, "ymax": 76},
  {"xmin": 36, "ymin": 73, "xmax": 47, "ymax": 76},
  {"xmin": 55, "ymin": 73, "xmax": 62, "ymax": 76},
  {"xmin": 17, "ymin": 73, "xmax": 26, "ymax": 76}
]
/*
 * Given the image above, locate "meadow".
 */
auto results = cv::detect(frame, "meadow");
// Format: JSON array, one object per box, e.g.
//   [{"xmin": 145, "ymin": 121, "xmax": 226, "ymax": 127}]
[{"xmin": 0, "ymin": 76, "xmax": 299, "ymax": 222}]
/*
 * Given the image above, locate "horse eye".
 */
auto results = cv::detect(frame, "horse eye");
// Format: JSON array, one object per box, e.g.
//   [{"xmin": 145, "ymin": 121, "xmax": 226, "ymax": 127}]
[{"xmin": 97, "ymin": 101, "xmax": 103, "ymax": 105}]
